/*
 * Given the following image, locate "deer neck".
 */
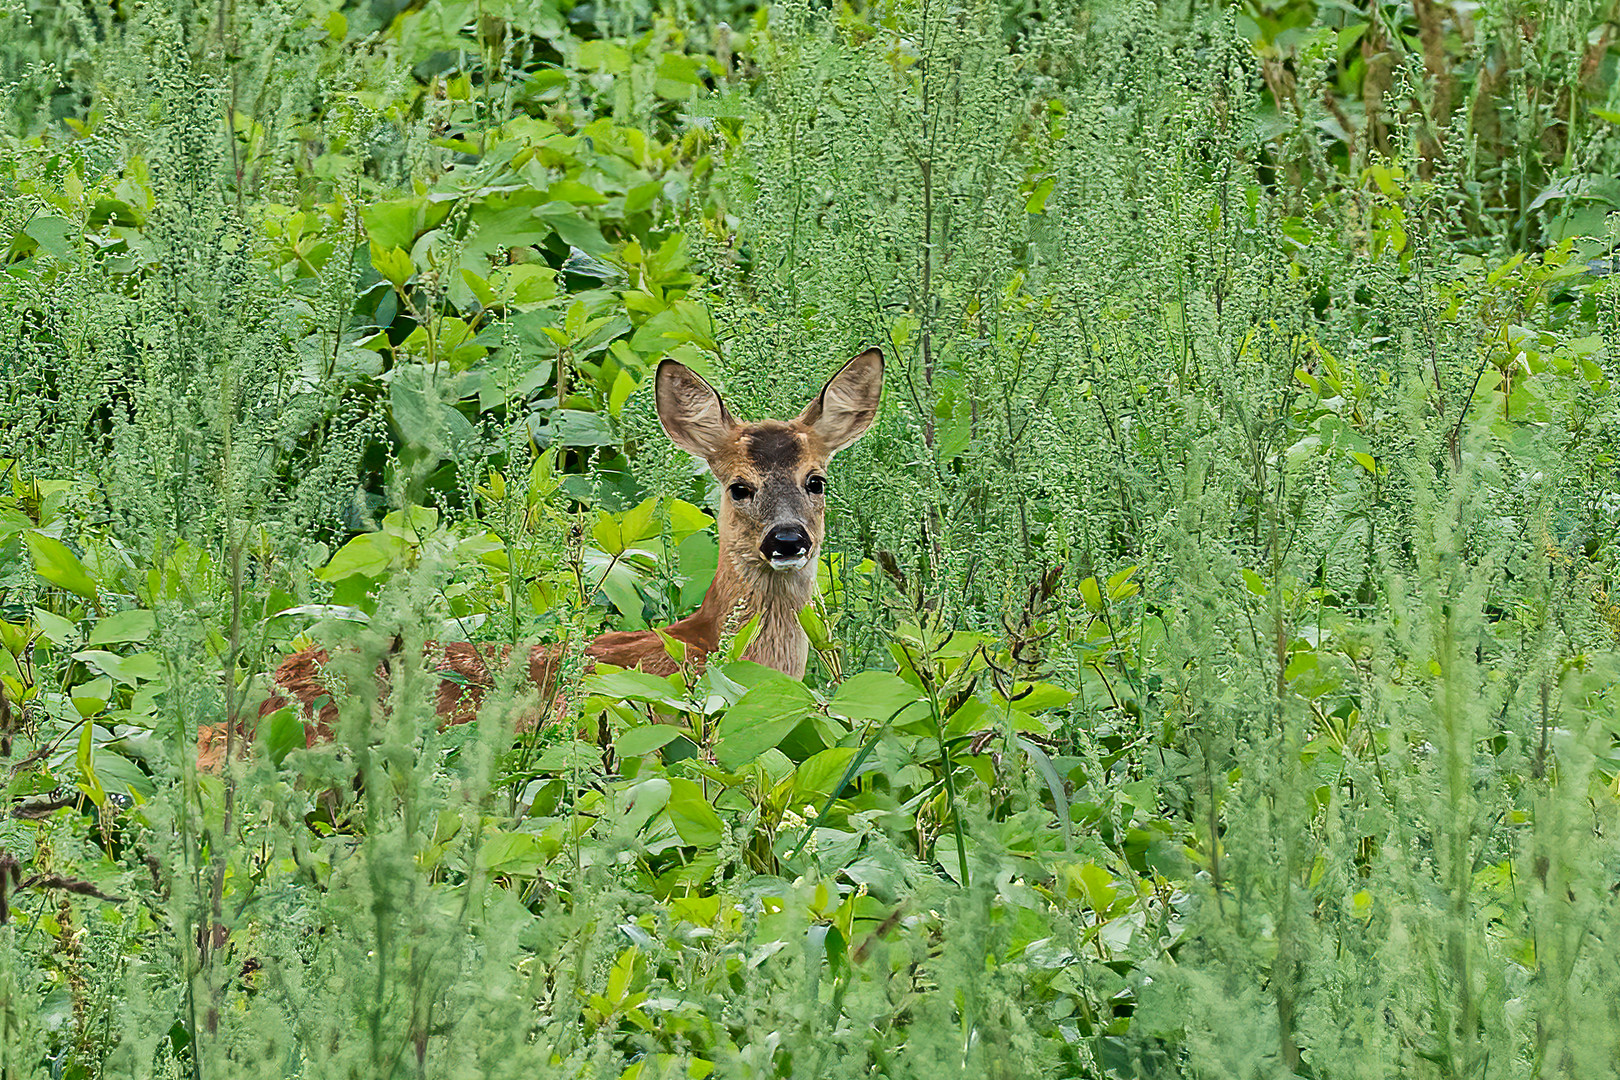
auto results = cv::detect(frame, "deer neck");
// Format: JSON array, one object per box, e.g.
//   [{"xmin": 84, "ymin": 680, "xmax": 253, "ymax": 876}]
[{"xmin": 695, "ymin": 550, "xmax": 815, "ymax": 678}]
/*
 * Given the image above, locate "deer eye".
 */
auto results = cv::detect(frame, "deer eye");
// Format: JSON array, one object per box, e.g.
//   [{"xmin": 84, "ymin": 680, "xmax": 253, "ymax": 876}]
[
  {"xmin": 728, "ymin": 482, "xmax": 755, "ymax": 502},
  {"xmin": 805, "ymin": 476, "xmax": 826, "ymax": 495}
]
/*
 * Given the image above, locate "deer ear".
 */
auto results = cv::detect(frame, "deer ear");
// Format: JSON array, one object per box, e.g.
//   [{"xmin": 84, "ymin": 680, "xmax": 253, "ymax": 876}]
[
  {"xmin": 798, "ymin": 348, "xmax": 883, "ymax": 454},
  {"xmin": 656, "ymin": 359, "xmax": 736, "ymax": 461}
]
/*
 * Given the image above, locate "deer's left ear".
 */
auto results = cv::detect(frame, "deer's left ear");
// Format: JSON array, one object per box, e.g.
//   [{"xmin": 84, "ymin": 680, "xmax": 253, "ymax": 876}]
[
  {"xmin": 797, "ymin": 348, "xmax": 883, "ymax": 454},
  {"xmin": 656, "ymin": 359, "xmax": 736, "ymax": 461}
]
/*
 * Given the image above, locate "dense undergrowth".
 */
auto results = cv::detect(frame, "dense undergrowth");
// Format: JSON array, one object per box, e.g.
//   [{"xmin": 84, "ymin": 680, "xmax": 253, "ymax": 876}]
[{"xmin": 2, "ymin": 0, "xmax": 1619, "ymax": 1076}]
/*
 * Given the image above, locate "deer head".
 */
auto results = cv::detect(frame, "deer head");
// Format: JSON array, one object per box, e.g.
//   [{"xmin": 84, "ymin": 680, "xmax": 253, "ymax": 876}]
[{"xmin": 653, "ymin": 348, "xmax": 884, "ymax": 671}]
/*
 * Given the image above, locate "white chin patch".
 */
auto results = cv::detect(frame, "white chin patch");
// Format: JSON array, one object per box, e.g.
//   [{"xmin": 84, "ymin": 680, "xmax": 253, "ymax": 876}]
[{"xmin": 769, "ymin": 554, "xmax": 810, "ymax": 572}]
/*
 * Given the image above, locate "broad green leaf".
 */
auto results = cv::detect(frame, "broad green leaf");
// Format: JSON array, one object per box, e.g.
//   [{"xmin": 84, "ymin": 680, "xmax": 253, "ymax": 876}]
[
  {"xmin": 793, "ymin": 746, "xmax": 859, "ymax": 799},
  {"xmin": 576, "ymin": 40, "xmax": 631, "ymax": 73},
  {"xmin": 88, "ymin": 748, "xmax": 155, "ymax": 799},
  {"xmin": 27, "ymin": 532, "xmax": 99, "ymax": 599},
  {"xmin": 613, "ymin": 777, "xmax": 671, "ymax": 836},
  {"xmin": 318, "ymin": 533, "xmax": 404, "ymax": 581},
  {"xmin": 724, "ymin": 613, "xmax": 761, "ymax": 662},
  {"xmin": 827, "ymin": 670, "xmax": 924, "ymax": 724},
  {"xmin": 623, "ymin": 180, "xmax": 662, "ymax": 215},
  {"xmin": 362, "ymin": 196, "xmax": 447, "ymax": 252},
  {"xmin": 70, "ymin": 677, "xmax": 110, "ymax": 717},
  {"xmin": 371, "ymin": 243, "xmax": 414, "ymax": 288},
  {"xmin": 24, "ymin": 216, "xmax": 76, "ymax": 259},
  {"xmin": 1077, "ymin": 575, "xmax": 1102, "ymax": 613},
  {"xmin": 31, "ymin": 607, "xmax": 81, "ymax": 647},
  {"xmin": 616, "ymin": 724, "xmax": 683, "ymax": 757},
  {"xmin": 535, "ymin": 205, "xmax": 610, "ymax": 254},
  {"xmin": 463, "ymin": 195, "xmax": 554, "ymax": 261},
  {"xmin": 1075, "ymin": 862, "xmax": 1118, "ymax": 912},
  {"xmin": 72, "ymin": 649, "xmax": 163, "ymax": 685},
  {"xmin": 87, "ymin": 609, "xmax": 155, "ymax": 645},
  {"xmin": 263, "ymin": 706, "xmax": 304, "ymax": 767},
  {"xmin": 668, "ymin": 779, "xmax": 725, "ymax": 847},
  {"xmin": 542, "ymin": 409, "xmax": 617, "ymax": 447},
  {"xmin": 583, "ymin": 548, "xmax": 650, "ymax": 621},
  {"xmin": 654, "ymin": 628, "xmax": 686, "ymax": 665},
  {"xmin": 501, "ymin": 263, "xmax": 557, "ymax": 305},
  {"xmin": 534, "ymin": 740, "xmax": 602, "ymax": 772},
  {"xmin": 609, "ymin": 367, "xmax": 639, "ymax": 418},
  {"xmin": 546, "ymin": 179, "xmax": 608, "ymax": 205},
  {"xmin": 460, "ymin": 267, "xmax": 497, "ymax": 308},
  {"xmin": 798, "ymin": 605, "xmax": 832, "ymax": 652},
  {"xmin": 584, "ymin": 670, "xmax": 686, "ymax": 710},
  {"xmin": 654, "ymin": 52, "xmax": 704, "ymax": 100},
  {"xmin": 477, "ymin": 831, "xmax": 546, "ymax": 875},
  {"xmin": 714, "ymin": 678, "xmax": 816, "ymax": 771}
]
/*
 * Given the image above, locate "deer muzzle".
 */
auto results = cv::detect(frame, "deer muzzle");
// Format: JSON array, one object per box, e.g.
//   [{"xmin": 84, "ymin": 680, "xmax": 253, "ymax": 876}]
[{"xmin": 761, "ymin": 524, "xmax": 812, "ymax": 571}]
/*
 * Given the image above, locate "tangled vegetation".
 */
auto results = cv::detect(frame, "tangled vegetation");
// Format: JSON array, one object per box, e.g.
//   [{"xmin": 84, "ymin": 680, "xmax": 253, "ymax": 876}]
[{"xmin": 3, "ymin": 0, "xmax": 1619, "ymax": 1076}]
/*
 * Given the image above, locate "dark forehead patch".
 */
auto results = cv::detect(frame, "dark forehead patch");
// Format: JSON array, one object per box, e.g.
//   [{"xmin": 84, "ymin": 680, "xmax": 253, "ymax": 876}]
[{"xmin": 744, "ymin": 425, "xmax": 804, "ymax": 471}]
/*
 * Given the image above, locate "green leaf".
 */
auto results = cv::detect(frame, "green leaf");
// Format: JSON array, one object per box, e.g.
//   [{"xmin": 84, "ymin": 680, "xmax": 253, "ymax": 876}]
[
  {"xmin": 77, "ymin": 721, "xmax": 107, "ymax": 808},
  {"xmin": 616, "ymin": 724, "xmax": 682, "ymax": 757},
  {"xmin": 1077, "ymin": 576, "xmax": 1102, "ymax": 613},
  {"xmin": 26, "ymin": 531, "xmax": 99, "ymax": 599},
  {"xmin": 534, "ymin": 740, "xmax": 602, "ymax": 772},
  {"xmin": 71, "ymin": 649, "xmax": 163, "ymax": 685},
  {"xmin": 613, "ymin": 777, "xmax": 671, "ymax": 836},
  {"xmin": 542, "ymin": 409, "xmax": 617, "ymax": 448},
  {"xmin": 463, "ymin": 195, "xmax": 555, "ymax": 261},
  {"xmin": 576, "ymin": 40, "xmax": 631, "ymax": 73},
  {"xmin": 584, "ymin": 670, "xmax": 686, "ymax": 710},
  {"xmin": 546, "ymin": 179, "xmax": 608, "ymax": 206},
  {"xmin": 608, "ymin": 367, "xmax": 639, "ymax": 418},
  {"xmin": 654, "ymin": 52, "xmax": 705, "ymax": 100},
  {"xmin": 263, "ymin": 706, "xmax": 304, "ymax": 767},
  {"xmin": 827, "ymin": 671, "xmax": 924, "ymax": 724},
  {"xmin": 362, "ymin": 196, "xmax": 446, "ymax": 252},
  {"xmin": 477, "ymin": 831, "xmax": 546, "ymax": 875},
  {"xmin": 1107, "ymin": 565, "xmax": 1140, "ymax": 601},
  {"xmin": 318, "ymin": 533, "xmax": 404, "ymax": 581},
  {"xmin": 623, "ymin": 180, "xmax": 662, "ymax": 215},
  {"xmin": 714, "ymin": 677, "xmax": 816, "ymax": 771},
  {"xmin": 793, "ymin": 746, "xmax": 859, "ymax": 799},
  {"xmin": 24, "ymin": 216, "xmax": 76, "ymax": 259},
  {"xmin": 1015, "ymin": 735, "xmax": 1072, "ymax": 851},
  {"xmin": 31, "ymin": 606, "xmax": 81, "ymax": 648},
  {"xmin": 724, "ymin": 613, "xmax": 761, "ymax": 662},
  {"xmin": 535, "ymin": 205, "xmax": 610, "ymax": 255},
  {"xmin": 89, "ymin": 749, "xmax": 155, "ymax": 799},
  {"xmin": 1025, "ymin": 176, "xmax": 1055, "ymax": 214},
  {"xmin": 87, "ymin": 609, "xmax": 155, "ymax": 645},
  {"xmin": 371, "ymin": 243, "xmax": 414, "ymax": 289},
  {"xmin": 668, "ymin": 779, "xmax": 725, "ymax": 847}
]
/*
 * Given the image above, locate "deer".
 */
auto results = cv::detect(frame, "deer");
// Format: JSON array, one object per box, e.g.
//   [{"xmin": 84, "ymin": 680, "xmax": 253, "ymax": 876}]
[{"xmin": 196, "ymin": 349, "xmax": 884, "ymax": 768}]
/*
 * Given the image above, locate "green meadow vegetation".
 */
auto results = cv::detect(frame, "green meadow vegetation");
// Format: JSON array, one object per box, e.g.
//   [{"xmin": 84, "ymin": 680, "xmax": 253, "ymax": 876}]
[{"xmin": 3, "ymin": 0, "xmax": 1620, "ymax": 1075}]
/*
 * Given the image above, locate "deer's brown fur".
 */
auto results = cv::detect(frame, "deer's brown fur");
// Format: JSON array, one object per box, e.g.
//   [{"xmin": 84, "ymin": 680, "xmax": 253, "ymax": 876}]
[{"xmin": 197, "ymin": 349, "xmax": 883, "ymax": 766}]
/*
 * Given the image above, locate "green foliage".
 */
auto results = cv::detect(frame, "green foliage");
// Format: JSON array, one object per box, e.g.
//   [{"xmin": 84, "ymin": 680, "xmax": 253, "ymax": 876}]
[{"xmin": 3, "ymin": 0, "xmax": 1620, "ymax": 1077}]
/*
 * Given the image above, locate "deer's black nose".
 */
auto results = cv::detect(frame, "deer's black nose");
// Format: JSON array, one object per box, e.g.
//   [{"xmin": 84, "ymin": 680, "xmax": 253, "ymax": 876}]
[{"xmin": 761, "ymin": 525, "xmax": 811, "ymax": 565}]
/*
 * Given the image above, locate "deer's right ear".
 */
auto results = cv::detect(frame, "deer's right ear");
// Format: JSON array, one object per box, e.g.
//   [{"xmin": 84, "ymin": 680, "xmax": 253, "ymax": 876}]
[{"xmin": 656, "ymin": 360, "xmax": 736, "ymax": 461}]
